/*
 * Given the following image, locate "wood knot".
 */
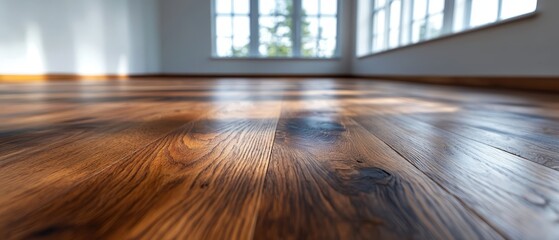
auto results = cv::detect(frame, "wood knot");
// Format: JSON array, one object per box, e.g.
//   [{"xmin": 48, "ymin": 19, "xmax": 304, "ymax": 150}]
[{"xmin": 336, "ymin": 167, "xmax": 393, "ymax": 195}]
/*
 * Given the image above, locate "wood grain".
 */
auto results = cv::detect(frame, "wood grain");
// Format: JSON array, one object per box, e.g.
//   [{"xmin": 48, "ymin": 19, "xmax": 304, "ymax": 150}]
[
  {"xmin": 254, "ymin": 99, "xmax": 502, "ymax": 239},
  {"xmin": 1, "ymin": 77, "xmax": 559, "ymax": 239},
  {"xmin": 350, "ymin": 101, "xmax": 559, "ymax": 239},
  {"xmin": 0, "ymin": 100, "xmax": 282, "ymax": 239}
]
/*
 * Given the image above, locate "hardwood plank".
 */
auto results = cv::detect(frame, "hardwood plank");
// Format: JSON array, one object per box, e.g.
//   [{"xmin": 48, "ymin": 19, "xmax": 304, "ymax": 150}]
[
  {"xmin": 0, "ymin": 80, "xmax": 273, "ymax": 211},
  {"xmin": 254, "ymin": 99, "xmax": 502, "ymax": 239},
  {"xmin": 0, "ymin": 100, "xmax": 282, "ymax": 239},
  {"xmin": 1, "ymin": 77, "xmax": 559, "ymax": 239},
  {"xmin": 409, "ymin": 109, "xmax": 559, "ymax": 170},
  {"xmin": 350, "ymin": 102, "xmax": 559, "ymax": 239}
]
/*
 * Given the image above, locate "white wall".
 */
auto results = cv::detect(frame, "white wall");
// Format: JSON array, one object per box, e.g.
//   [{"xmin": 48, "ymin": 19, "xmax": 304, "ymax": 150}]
[
  {"xmin": 352, "ymin": 0, "xmax": 559, "ymax": 77},
  {"xmin": 2, "ymin": 0, "xmax": 557, "ymax": 77},
  {"xmin": 0, "ymin": 0, "xmax": 160, "ymax": 75},
  {"xmin": 158, "ymin": 0, "xmax": 353, "ymax": 75}
]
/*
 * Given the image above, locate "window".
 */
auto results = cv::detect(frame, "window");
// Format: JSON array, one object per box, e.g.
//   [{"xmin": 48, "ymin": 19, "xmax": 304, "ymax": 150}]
[
  {"xmin": 213, "ymin": 0, "xmax": 340, "ymax": 58},
  {"xmin": 357, "ymin": 0, "xmax": 538, "ymax": 56}
]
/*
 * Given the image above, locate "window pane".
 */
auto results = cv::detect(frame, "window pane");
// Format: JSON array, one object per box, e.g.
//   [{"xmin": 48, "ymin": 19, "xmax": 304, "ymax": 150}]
[
  {"xmin": 375, "ymin": 0, "xmax": 387, "ymax": 9},
  {"xmin": 470, "ymin": 0, "xmax": 499, "ymax": 27},
  {"xmin": 373, "ymin": 9, "xmax": 386, "ymax": 51},
  {"xmin": 260, "ymin": 0, "xmax": 292, "ymax": 15},
  {"xmin": 389, "ymin": 29, "xmax": 399, "ymax": 48},
  {"xmin": 453, "ymin": 0, "xmax": 467, "ymax": 32},
  {"xmin": 216, "ymin": 16, "xmax": 232, "ymax": 37},
  {"xmin": 501, "ymin": 0, "xmax": 537, "ymax": 19},
  {"xmin": 233, "ymin": 0, "xmax": 250, "ymax": 14},
  {"xmin": 318, "ymin": 39, "xmax": 336, "ymax": 57},
  {"xmin": 373, "ymin": 9, "xmax": 386, "ymax": 36},
  {"xmin": 304, "ymin": 17, "xmax": 319, "ymax": 39},
  {"xmin": 426, "ymin": 13, "xmax": 443, "ymax": 38},
  {"xmin": 233, "ymin": 16, "xmax": 250, "ymax": 39},
  {"xmin": 302, "ymin": 38, "xmax": 316, "ymax": 57},
  {"xmin": 320, "ymin": 17, "xmax": 337, "ymax": 39},
  {"xmin": 259, "ymin": 4, "xmax": 293, "ymax": 57},
  {"xmin": 428, "ymin": 0, "xmax": 445, "ymax": 14},
  {"xmin": 390, "ymin": 0, "xmax": 401, "ymax": 29},
  {"xmin": 412, "ymin": 20, "xmax": 426, "ymax": 43},
  {"xmin": 213, "ymin": 0, "xmax": 338, "ymax": 58},
  {"xmin": 413, "ymin": 0, "xmax": 427, "ymax": 20},
  {"xmin": 320, "ymin": 0, "xmax": 338, "ymax": 15},
  {"xmin": 215, "ymin": 0, "xmax": 232, "ymax": 14},
  {"xmin": 216, "ymin": 37, "xmax": 232, "ymax": 56},
  {"xmin": 302, "ymin": 0, "xmax": 319, "ymax": 15},
  {"xmin": 232, "ymin": 38, "xmax": 250, "ymax": 56}
]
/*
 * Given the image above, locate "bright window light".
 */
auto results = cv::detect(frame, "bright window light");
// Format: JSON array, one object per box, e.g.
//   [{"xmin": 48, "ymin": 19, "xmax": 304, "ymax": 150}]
[
  {"xmin": 213, "ymin": 0, "xmax": 340, "ymax": 58},
  {"xmin": 357, "ymin": 0, "xmax": 538, "ymax": 56}
]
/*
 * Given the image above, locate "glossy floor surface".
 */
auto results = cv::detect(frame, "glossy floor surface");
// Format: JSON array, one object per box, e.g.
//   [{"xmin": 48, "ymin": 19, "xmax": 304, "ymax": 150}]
[{"xmin": 1, "ymin": 78, "xmax": 559, "ymax": 239}]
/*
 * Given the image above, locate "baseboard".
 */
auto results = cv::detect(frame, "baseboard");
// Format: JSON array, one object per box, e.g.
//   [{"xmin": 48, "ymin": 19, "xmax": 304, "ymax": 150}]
[
  {"xmin": 354, "ymin": 75, "xmax": 559, "ymax": 93},
  {"xmin": 153, "ymin": 73, "xmax": 353, "ymax": 78},
  {"xmin": 2, "ymin": 74, "xmax": 558, "ymax": 93},
  {"xmin": 0, "ymin": 73, "xmax": 351, "ymax": 82},
  {"xmin": 0, "ymin": 74, "xmax": 161, "ymax": 82}
]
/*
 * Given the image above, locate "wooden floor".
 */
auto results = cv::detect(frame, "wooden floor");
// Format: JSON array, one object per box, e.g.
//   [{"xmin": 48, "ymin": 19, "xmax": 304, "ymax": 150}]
[{"xmin": 1, "ymin": 78, "xmax": 559, "ymax": 239}]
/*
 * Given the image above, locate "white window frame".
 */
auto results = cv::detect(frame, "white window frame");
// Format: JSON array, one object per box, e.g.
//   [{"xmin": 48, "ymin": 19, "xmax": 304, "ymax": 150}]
[
  {"xmin": 362, "ymin": 0, "xmax": 538, "ymax": 55},
  {"xmin": 212, "ymin": 0, "xmax": 341, "ymax": 58}
]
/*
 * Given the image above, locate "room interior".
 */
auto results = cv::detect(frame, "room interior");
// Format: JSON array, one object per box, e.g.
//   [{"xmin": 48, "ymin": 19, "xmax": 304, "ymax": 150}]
[{"xmin": 0, "ymin": 0, "xmax": 558, "ymax": 239}]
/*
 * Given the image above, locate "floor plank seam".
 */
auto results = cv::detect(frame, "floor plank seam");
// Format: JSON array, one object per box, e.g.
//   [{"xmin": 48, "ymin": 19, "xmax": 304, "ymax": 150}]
[
  {"xmin": 247, "ymin": 95, "xmax": 284, "ymax": 240},
  {"xmin": 353, "ymin": 119, "xmax": 509, "ymax": 239},
  {"xmin": 409, "ymin": 114, "xmax": 559, "ymax": 172},
  {"xmin": 5, "ymin": 104, "xmax": 231, "ymax": 226}
]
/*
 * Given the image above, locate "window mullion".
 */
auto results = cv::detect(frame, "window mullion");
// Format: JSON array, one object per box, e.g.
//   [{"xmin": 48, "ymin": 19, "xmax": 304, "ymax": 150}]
[
  {"xmin": 249, "ymin": 0, "xmax": 260, "ymax": 57},
  {"xmin": 293, "ymin": 0, "xmax": 302, "ymax": 57},
  {"xmin": 442, "ymin": 0, "xmax": 455, "ymax": 34},
  {"xmin": 398, "ymin": 0, "xmax": 406, "ymax": 46},
  {"xmin": 463, "ymin": 0, "xmax": 472, "ymax": 29},
  {"xmin": 497, "ymin": 0, "xmax": 503, "ymax": 20},
  {"xmin": 407, "ymin": 0, "xmax": 414, "ymax": 43},
  {"xmin": 369, "ymin": 0, "xmax": 376, "ymax": 53},
  {"xmin": 384, "ymin": 3, "xmax": 390, "ymax": 48}
]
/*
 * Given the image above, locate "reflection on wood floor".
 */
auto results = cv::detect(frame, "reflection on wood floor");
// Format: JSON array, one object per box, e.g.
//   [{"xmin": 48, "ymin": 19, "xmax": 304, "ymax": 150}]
[{"xmin": 1, "ymin": 78, "xmax": 558, "ymax": 239}]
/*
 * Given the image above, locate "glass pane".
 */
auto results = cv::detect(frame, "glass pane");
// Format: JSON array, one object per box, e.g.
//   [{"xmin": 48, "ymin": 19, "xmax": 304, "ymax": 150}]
[
  {"xmin": 302, "ymin": 0, "xmax": 319, "ymax": 15},
  {"xmin": 390, "ymin": 0, "xmax": 401, "ymax": 29},
  {"xmin": 216, "ymin": 0, "xmax": 232, "ymax": 14},
  {"xmin": 259, "ymin": 13, "xmax": 293, "ymax": 57},
  {"xmin": 260, "ymin": 0, "xmax": 292, "ymax": 16},
  {"xmin": 304, "ymin": 17, "xmax": 319, "ymax": 39},
  {"xmin": 216, "ymin": 37, "xmax": 233, "ymax": 56},
  {"xmin": 470, "ymin": 0, "xmax": 499, "ymax": 27},
  {"xmin": 260, "ymin": 38, "xmax": 292, "ymax": 57},
  {"xmin": 232, "ymin": 38, "xmax": 250, "ymax": 56},
  {"xmin": 413, "ymin": 0, "xmax": 427, "ymax": 20},
  {"xmin": 372, "ymin": 35, "xmax": 385, "ymax": 51},
  {"xmin": 372, "ymin": 8, "xmax": 386, "ymax": 51},
  {"xmin": 412, "ymin": 20, "xmax": 427, "ymax": 43},
  {"xmin": 318, "ymin": 39, "xmax": 336, "ymax": 57},
  {"xmin": 320, "ymin": 0, "xmax": 338, "ymax": 15},
  {"xmin": 233, "ymin": 16, "xmax": 250, "ymax": 38},
  {"xmin": 427, "ymin": 13, "xmax": 443, "ymax": 38},
  {"xmin": 375, "ymin": 0, "xmax": 387, "ymax": 9},
  {"xmin": 501, "ymin": 0, "xmax": 537, "ymax": 19},
  {"xmin": 233, "ymin": 0, "xmax": 250, "ymax": 14},
  {"xmin": 216, "ymin": 16, "xmax": 232, "ymax": 37},
  {"xmin": 373, "ymin": 9, "xmax": 386, "ymax": 36},
  {"xmin": 302, "ymin": 38, "xmax": 318, "ymax": 57},
  {"xmin": 453, "ymin": 0, "xmax": 467, "ymax": 32},
  {"xmin": 428, "ymin": 0, "xmax": 445, "ymax": 14},
  {"xmin": 320, "ymin": 17, "xmax": 337, "ymax": 39},
  {"xmin": 389, "ymin": 29, "xmax": 399, "ymax": 48}
]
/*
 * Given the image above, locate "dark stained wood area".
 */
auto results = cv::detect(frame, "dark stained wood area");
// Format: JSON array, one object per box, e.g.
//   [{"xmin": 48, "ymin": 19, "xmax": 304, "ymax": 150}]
[{"xmin": 0, "ymin": 77, "xmax": 558, "ymax": 239}]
